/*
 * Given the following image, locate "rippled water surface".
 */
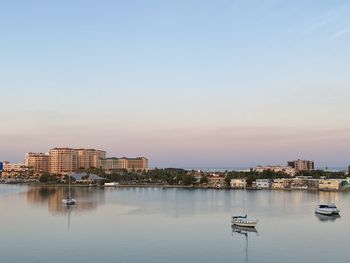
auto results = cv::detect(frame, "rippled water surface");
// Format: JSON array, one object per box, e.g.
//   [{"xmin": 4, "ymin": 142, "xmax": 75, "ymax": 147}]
[{"xmin": 0, "ymin": 185, "xmax": 349, "ymax": 263}]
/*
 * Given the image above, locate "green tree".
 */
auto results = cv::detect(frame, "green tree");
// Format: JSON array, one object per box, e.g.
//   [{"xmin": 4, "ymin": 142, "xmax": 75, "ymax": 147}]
[
  {"xmin": 182, "ymin": 174, "xmax": 196, "ymax": 185},
  {"xmin": 200, "ymin": 175, "xmax": 209, "ymax": 184}
]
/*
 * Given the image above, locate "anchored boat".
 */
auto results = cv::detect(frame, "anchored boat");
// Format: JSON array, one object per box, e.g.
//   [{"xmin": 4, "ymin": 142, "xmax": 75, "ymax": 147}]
[
  {"xmin": 62, "ymin": 174, "xmax": 77, "ymax": 206},
  {"xmin": 315, "ymin": 203, "xmax": 339, "ymax": 215},
  {"xmin": 232, "ymin": 215, "xmax": 258, "ymax": 228}
]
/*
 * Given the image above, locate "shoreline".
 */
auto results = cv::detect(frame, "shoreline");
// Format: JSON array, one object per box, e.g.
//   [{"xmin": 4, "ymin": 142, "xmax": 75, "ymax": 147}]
[{"xmin": 2, "ymin": 182, "xmax": 349, "ymax": 192}]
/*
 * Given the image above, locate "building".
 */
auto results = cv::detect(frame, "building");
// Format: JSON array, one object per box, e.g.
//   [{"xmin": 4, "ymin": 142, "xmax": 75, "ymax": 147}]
[
  {"xmin": 97, "ymin": 157, "xmax": 125, "ymax": 170},
  {"xmin": 97, "ymin": 157, "xmax": 148, "ymax": 171},
  {"xmin": 2, "ymin": 161, "xmax": 28, "ymax": 177},
  {"xmin": 272, "ymin": 178, "xmax": 292, "ymax": 189},
  {"xmin": 287, "ymin": 159, "xmax": 314, "ymax": 172},
  {"xmin": 76, "ymin": 149, "xmax": 106, "ymax": 169},
  {"xmin": 25, "ymin": 152, "xmax": 49, "ymax": 173},
  {"xmin": 230, "ymin": 178, "xmax": 247, "ymax": 188},
  {"xmin": 49, "ymin": 148, "xmax": 78, "ymax": 174},
  {"xmin": 208, "ymin": 174, "xmax": 226, "ymax": 188},
  {"xmin": 318, "ymin": 179, "xmax": 342, "ymax": 190},
  {"xmin": 253, "ymin": 179, "xmax": 271, "ymax": 189},
  {"xmin": 123, "ymin": 157, "xmax": 148, "ymax": 171},
  {"xmin": 255, "ymin": 165, "xmax": 296, "ymax": 176}
]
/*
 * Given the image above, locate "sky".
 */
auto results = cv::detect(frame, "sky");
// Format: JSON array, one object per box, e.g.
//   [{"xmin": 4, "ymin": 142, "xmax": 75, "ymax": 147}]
[{"xmin": 1, "ymin": 0, "xmax": 350, "ymax": 168}]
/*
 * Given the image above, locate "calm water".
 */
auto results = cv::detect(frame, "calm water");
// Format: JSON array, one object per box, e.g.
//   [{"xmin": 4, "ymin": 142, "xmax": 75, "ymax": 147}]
[{"xmin": 0, "ymin": 185, "xmax": 349, "ymax": 263}]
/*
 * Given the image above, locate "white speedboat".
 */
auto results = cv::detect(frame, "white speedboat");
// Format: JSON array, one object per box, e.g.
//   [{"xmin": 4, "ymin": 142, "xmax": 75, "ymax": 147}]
[
  {"xmin": 232, "ymin": 215, "xmax": 258, "ymax": 228},
  {"xmin": 315, "ymin": 204, "xmax": 340, "ymax": 215}
]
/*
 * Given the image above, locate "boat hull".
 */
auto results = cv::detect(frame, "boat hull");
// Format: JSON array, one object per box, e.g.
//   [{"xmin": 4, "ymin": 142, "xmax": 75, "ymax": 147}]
[
  {"xmin": 232, "ymin": 218, "xmax": 258, "ymax": 228},
  {"xmin": 315, "ymin": 204, "xmax": 340, "ymax": 215},
  {"xmin": 315, "ymin": 209, "xmax": 339, "ymax": 215},
  {"xmin": 62, "ymin": 198, "xmax": 77, "ymax": 205}
]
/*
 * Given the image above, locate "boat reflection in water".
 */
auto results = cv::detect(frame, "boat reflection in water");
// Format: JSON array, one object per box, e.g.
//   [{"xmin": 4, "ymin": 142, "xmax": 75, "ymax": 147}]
[
  {"xmin": 26, "ymin": 186, "xmax": 105, "ymax": 215},
  {"xmin": 315, "ymin": 213, "xmax": 341, "ymax": 222},
  {"xmin": 231, "ymin": 224, "xmax": 259, "ymax": 263}
]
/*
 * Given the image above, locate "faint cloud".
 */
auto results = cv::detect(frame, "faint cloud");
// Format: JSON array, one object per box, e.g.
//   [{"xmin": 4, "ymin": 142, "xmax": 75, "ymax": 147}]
[
  {"xmin": 304, "ymin": 16, "xmax": 335, "ymax": 34},
  {"xmin": 330, "ymin": 26, "xmax": 350, "ymax": 40}
]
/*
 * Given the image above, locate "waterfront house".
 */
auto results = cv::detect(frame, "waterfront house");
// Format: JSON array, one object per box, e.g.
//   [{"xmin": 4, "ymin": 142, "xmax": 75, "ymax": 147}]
[
  {"xmin": 208, "ymin": 174, "xmax": 226, "ymax": 188},
  {"xmin": 318, "ymin": 179, "xmax": 342, "ymax": 190},
  {"xmin": 230, "ymin": 178, "xmax": 247, "ymax": 189},
  {"xmin": 252, "ymin": 179, "xmax": 271, "ymax": 189},
  {"xmin": 272, "ymin": 178, "xmax": 292, "ymax": 189}
]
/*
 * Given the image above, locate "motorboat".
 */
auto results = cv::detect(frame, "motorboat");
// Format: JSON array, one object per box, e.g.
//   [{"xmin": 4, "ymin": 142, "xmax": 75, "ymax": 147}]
[
  {"xmin": 232, "ymin": 215, "xmax": 258, "ymax": 228},
  {"xmin": 315, "ymin": 203, "xmax": 340, "ymax": 215}
]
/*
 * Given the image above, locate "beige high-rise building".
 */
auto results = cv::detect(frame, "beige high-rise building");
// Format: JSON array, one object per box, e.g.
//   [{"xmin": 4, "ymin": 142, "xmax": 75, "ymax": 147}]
[
  {"xmin": 287, "ymin": 159, "xmax": 314, "ymax": 172},
  {"xmin": 123, "ymin": 157, "xmax": 148, "ymax": 171},
  {"xmin": 97, "ymin": 157, "xmax": 126, "ymax": 170},
  {"xmin": 25, "ymin": 152, "xmax": 49, "ymax": 173},
  {"xmin": 49, "ymin": 148, "xmax": 78, "ymax": 174},
  {"xmin": 97, "ymin": 157, "xmax": 148, "ymax": 171},
  {"xmin": 76, "ymin": 149, "xmax": 106, "ymax": 169}
]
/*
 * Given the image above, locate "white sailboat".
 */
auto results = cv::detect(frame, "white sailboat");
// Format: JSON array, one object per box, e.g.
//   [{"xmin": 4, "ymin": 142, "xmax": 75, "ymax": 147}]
[
  {"xmin": 62, "ymin": 174, "xmax": 77, "ymax": 205},
  {"xmin": 232, "ymin": 183, "xmax": 258, "ymax": 228}
]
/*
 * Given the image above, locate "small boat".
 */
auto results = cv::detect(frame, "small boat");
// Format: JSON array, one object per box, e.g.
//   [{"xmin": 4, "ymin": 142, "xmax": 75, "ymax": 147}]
[
  {"xmin": 62, "ymin": 174, "xmax": 77, "ymax": 206},
  {"xmin": 232, "ymin": 215, "xmax": 258, "ymax": 228},
  {"xmin": 62, "ymin": 197, "xmax": 77, "ymax": 205},
  {"xmin": 315, "ymin": 203, "xmax": 340, "ymax": 215},
  {"xmin": 104, "ymin": 182, "xmax": 119, "ymax": 186}
]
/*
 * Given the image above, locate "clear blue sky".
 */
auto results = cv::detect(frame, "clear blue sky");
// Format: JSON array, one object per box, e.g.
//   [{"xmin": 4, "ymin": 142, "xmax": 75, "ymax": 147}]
[{"xmin": 1, "ymin": 0, "xmax": 350, "ymax": 168}]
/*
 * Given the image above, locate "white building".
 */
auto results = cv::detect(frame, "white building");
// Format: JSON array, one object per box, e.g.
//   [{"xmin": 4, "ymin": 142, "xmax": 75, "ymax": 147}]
[
  {"xmin": 253, "ymin": 179, "xmax": 271, "ymax": 189},
  {"xmin": 255, "ymin": 165, "xmax": 296, "ymax": 176},
  {"xmin": 230, "ymin": 179, "xmax": 247, "ymax": 188}
]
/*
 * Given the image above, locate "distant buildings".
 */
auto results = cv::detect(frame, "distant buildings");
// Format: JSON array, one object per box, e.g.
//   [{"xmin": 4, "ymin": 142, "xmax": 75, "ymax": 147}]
[
  {"xmin": 230, "ymin": 178, "xmax": 247, "ymax": 188},
  {"xmin": 49, "ymin": 148, "xmax": 78, "ymax": 174},
  {"xmin": 97, "ymin": 157, "xmax": 148, "ymax": 171},
  {"xmin": 252, "ymin": 179, "xmax": 271, "ymax": 189},
  {"xmin": 25, "ymin": 152, "xmax": 49, "ymax": 173},
  {"xmin": 49, "ymin": 148, "xmax": 109, "ymax": 174},
  {"xmin": 2, "ymin": 161, "xmax": 28, "ymax": 177},
  {"xmin": 287, "ymin": 159, "xmax": 314, "ymax": 172},
  {"xmin": 318, "ymin": 179, "xmax": 343, "ymax": 191},
  {"xmin": 208, "ymin": 174, "xmax": 226, "ymax": 188},
  {"xmin": 76, "ymin": 149, "xmax": 106, "ymax": 170},
  {"xmin": 255, "ymin": 165, "xmax": 296, "ymax": 176}
]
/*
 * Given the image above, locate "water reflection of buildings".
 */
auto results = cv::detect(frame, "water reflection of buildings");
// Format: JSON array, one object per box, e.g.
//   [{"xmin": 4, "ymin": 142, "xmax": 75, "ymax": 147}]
[
  {"xmin": 317, "ymin": 191, "xmax": 340, "ymax": 203},
  {"xmin": 27, "ymin": 186, "xmax": 105, "ymax": 215}
]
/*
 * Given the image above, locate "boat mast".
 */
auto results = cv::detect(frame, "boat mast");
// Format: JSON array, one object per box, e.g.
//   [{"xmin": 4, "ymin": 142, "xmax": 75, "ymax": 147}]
[{"xmin": 68, "ymin": 174, "xmax": 71, "ymax": 198}]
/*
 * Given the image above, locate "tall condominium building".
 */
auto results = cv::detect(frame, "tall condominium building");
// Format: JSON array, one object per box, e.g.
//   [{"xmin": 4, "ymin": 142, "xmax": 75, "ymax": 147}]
[
  {"xmin": 97, "ymin": 157, "xmax": 148, "ymax": 171},
  {"xmin": 123, "ymin": 157, "xmax": 148, "ymax": 171},
  {"xmin": 49, "ymin": 148, "xmax": 78, "ymax": 174},
  {"xmin": 287, "ymin": 159, "xmax": 314, "ymax": 171},
  {"xmin": 25, "ymin": 152, "xmax": 49, "ymax": 173},
  {"xmin": 76, "ymin": 149, "xmax": 106, "ymax": 169}
]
